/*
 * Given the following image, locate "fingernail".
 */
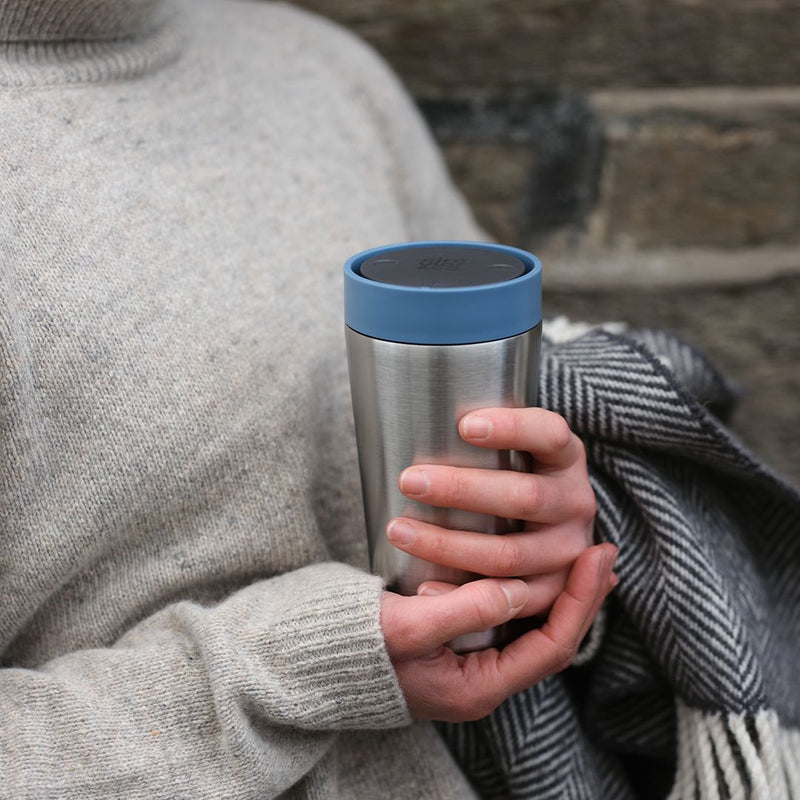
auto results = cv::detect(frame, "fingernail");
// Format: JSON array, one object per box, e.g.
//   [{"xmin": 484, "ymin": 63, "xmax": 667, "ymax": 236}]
[
  {"xmin": 462, "ymin": 415, "xmax": 492, "ymax": 439},
  {"xmin": 500, "ymin": 579, "xmax": 529, "ymax": 614},
  {"xmin": 418, "ymin": 584, "xmax": 444, "ymax": 597},
  {"xmin": 386, "ymin": 519, "xmax": 416, "ymax": 547},
  {"xmin": 400, "ymin": 469, "xmax": 429, "ymax": 497},
  {"xmin": 608, "ymin": 573, "xmax": 619, "ymax": 590},
  {"xmin": 598, "ymin": 548, "xmax": 609, "ymax": 579}
]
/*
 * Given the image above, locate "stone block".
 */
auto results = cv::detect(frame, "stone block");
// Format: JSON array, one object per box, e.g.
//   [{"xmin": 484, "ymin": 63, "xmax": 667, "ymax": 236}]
[
  {"xmin": 591, "ymin": 89, "xmax": 800, "ymax": 250},
  {"xmin": 293, "ymin": 0, "xmax": 800, "ymax": 91},
  {"xmin": 421, "ymin": 90, "xmax": 603, "ymax": 244},
  {"xmin": 422, "ymin": 88, "xmax": 800, "ymax": 279}
]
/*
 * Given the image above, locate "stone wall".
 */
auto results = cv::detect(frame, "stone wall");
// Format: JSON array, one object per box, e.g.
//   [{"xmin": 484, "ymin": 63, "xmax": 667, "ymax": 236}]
[{"xmin": 293, "ymin": 0, "xmax": 800, "ymax": 486}]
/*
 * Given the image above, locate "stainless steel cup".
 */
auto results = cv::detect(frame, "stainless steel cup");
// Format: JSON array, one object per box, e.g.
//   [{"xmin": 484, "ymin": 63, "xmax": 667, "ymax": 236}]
[{"xmin": 344, "ymin": 242, "xmax": 542, "ymax": 651}]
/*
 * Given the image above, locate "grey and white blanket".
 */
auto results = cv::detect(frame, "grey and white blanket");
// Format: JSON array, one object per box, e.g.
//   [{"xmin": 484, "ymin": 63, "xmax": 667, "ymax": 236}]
[{"xmin": 441, "ymin": 325, "xmax": 800, "ymax": 800}]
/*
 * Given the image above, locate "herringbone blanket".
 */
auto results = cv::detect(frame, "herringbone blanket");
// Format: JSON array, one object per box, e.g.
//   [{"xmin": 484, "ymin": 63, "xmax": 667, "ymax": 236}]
[{"xmin": 441, "ymin": 325, "xmax": 800, "ymax": 800}]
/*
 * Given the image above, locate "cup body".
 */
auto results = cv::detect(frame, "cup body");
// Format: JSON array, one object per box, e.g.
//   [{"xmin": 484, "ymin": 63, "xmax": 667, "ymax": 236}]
[
  {"xmin": 344, "ymin": 241, "xmax": 542, "ymax": 651},
  {"xmin": 346, "ymin": 325, "xmax": 540, "ymax": 650}
]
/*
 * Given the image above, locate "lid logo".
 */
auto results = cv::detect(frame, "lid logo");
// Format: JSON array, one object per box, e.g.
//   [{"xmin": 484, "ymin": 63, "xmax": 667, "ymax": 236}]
[{"xmin": 417, "ymin": 257, "xmax": 464, "ymax": 270}]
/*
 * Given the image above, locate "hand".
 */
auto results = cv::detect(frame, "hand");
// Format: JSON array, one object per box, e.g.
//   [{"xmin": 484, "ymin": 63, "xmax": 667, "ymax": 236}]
[
  {"xmin": 386, "ymin": 408, "xmax": 598, "ymax": 618},
  {"xmin": 382, "ymin": 543, "xmax": 618, "ymax": 721}
]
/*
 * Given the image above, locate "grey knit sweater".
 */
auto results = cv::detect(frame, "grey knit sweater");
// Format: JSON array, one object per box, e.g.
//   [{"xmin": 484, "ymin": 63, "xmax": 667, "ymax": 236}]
[{"xmin": 0, "ymin": 1, "xmax": 481, "ymax": 797}]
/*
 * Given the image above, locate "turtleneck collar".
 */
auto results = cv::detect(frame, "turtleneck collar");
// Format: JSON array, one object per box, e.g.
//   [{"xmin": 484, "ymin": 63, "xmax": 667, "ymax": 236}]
[
  {"xmin": 0, "ymin": 0, "xmax": 167, "ymax": 42},
  {"xmin": 0, "ymin": 0, "xmax": 183, "ymax": 86}
]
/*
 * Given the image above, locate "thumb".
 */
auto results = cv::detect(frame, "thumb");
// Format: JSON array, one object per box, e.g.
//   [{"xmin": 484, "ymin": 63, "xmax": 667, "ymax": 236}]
[
  {"xmin": 416, "ymin": 581, "xmax": 458, "ymax": 596},
  {"xmin": 383, "ymin": 578, "xmax": 529, "ymax": 660}
]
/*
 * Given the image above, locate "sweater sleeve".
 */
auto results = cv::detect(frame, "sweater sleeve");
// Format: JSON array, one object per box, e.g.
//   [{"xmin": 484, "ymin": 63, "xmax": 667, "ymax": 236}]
[{"xmin": 0, "ymin": 562, "xmax": 410, "ymax": 799}]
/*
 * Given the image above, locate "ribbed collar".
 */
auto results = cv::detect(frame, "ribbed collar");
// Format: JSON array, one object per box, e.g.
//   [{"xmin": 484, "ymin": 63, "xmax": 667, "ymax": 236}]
[
  {"xmin": 0, "ymin": 0, "xmax": 183, "ymax": 87},
  {"xmin": 0, "ymin": 0, "xmax": 166, "ymax": 42}
]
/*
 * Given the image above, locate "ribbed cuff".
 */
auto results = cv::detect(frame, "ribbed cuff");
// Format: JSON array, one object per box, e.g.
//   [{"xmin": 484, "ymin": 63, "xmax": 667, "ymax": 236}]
[{"xmin": 245, "ymin": 563, "xmax": 411, "ymax": 731}]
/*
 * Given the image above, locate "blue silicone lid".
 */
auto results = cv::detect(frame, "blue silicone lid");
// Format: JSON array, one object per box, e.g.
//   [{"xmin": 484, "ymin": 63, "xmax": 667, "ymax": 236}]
[{"xmin": 344, "ymin": 241, "xmax": 542, "ymax": 345}]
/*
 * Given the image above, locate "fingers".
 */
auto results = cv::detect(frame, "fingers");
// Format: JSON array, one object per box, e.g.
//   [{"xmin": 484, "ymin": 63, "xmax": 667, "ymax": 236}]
[
  {"xmin": 419, "ymin": 572, "xmax": 568, "ymax": 618},
  {"xmin": 381, "ymin": 578, "xmax": 530, "ymax": 661},
  {"xmin": 388, "ymin": 518, "xmax": 592, "ymax": 577},
  {"xmin": 495, "ymin": 544, "xmax": 617, "ymax": 697},
  {"xmin": 396, "ymin": 410, "xmax": 594, "ymax": 532},
  {"xmin": 397, "ymin": 466, "xmax": 596, "ymax": 525},
  {"xmin": 459, "ymin": 407, "xmax": 584, "ymax": 469},
  {"xmin": 393, "ymin": 543, "xmax": 618, "ymax": 722}
]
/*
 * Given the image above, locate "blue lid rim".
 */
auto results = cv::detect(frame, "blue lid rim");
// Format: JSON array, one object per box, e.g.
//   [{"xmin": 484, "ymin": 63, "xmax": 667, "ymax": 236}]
[{"xmin": 344, "ymin": 241, "xmax": 542, "ymax": 345}]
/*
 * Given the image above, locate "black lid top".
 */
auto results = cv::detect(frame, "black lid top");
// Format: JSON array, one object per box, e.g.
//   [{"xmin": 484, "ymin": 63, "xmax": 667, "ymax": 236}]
[{"xmin": 359, "ymin": 244, "xmax": 525, "ymax": 289}]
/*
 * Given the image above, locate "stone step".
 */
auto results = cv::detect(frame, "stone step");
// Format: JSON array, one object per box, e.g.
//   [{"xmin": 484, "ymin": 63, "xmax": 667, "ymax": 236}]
[{"xmin": 294, "ymin": 0, "xmax": 800, "ymax": 91}]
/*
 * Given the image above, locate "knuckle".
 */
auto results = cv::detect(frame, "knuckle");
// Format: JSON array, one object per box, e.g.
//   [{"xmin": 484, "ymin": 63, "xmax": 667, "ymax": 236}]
[
  {"xmin": 560, "ymin": 535, "xmax": 587, "ymax": 565},
  {"xmin": 510, "ymin": 409, "xmax": 526, "ymax": 443},
  {"xmin": 468, "ymin": 583, "xmax": 502, "ymax": 630},
  {"xmin": 574, "ymin": 487, "xmax": 597, "ymax": 524},
  {"xmin": 516, "ymin": 476, "xmax": 542, "ymax": 518},
  {"xmin": 553, "ymin": 640, "xmax": 579, "ymax": 673},
  {"xmin": 545, "ymin": 413, "xmax": 572, "ymax": 451},
  {"xmin": 428, "ymin": 530, "xmax": 452, "ymax": 565},
  {"xmin": 492, "ymin": 536, "xmax": 523, "ymax": 575},
  {"xmin": 569, "ymin": 526, "xmax": 593, "ymax": 556},
  {"xmin": 571, "ymin": 433, "xmax": 588, "ymax": 462},
  {"xmin": 446, "ymin": 468, "xmax": 471, "ymax": 506}
]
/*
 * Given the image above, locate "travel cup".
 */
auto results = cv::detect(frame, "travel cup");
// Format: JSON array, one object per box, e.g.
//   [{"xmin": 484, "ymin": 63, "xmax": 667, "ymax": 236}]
[{"xmin": 345, "ymin": 241, "xmax": 542, "ymax": 650}]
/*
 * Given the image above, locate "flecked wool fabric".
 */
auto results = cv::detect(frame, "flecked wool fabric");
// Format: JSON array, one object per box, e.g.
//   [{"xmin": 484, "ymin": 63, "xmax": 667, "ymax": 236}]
[{"xmin": 0, "ymin": 0, "xmax": 481, "ymax": 797}]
